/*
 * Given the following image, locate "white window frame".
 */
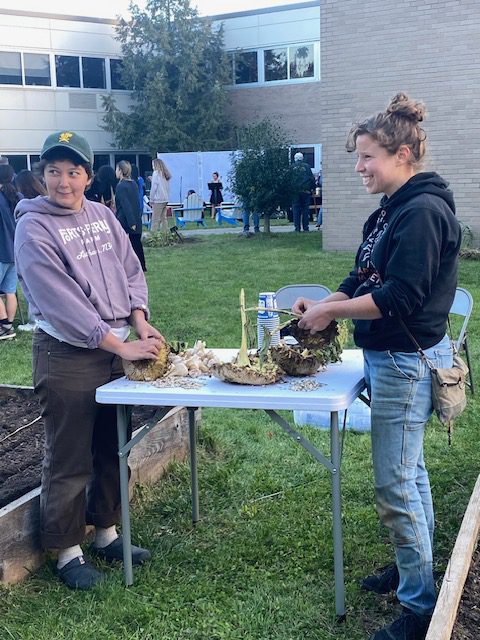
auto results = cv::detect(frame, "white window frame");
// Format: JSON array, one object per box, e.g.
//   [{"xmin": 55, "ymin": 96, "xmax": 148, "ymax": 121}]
[{"xmin": 227, "ymin": 41, "xmax": 320, "ymax": 89}]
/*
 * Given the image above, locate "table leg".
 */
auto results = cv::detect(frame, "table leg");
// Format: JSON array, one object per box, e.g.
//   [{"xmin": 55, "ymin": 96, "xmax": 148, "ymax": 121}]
[
  {"xmin": 330, "ymin": 410, "xmax": 346, "ymax": 620},
  {"xmin": 117, "ymin": 405, "xmax": 133, "ymax": 586},
  {"xmin": 188, "ymin": 407, "xmax": 199, "ymax": 523}
]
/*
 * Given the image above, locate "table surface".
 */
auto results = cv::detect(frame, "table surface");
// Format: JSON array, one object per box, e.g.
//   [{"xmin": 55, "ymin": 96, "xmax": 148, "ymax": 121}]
[{"xmin": 96, "ymin": 349, "xmax": 365, "ymax": 412}]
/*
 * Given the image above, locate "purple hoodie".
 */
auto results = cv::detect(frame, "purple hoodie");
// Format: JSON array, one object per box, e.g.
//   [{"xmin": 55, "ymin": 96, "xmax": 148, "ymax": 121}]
[{"xmin": 14, "ymin": 196, "xmax": 149, "ymax": 349}]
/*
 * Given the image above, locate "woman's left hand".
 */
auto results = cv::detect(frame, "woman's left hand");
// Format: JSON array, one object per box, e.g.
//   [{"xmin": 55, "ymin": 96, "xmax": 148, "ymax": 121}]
[
  {"xmin": 136, "ymin": 322, "xmax": 165, "ymax": 342},
  {"xmin": 297, "ymin": 302, "xmax": 334, "ymax": 333},
  {"xmin": 130, "ymin": 310, "xmax": 165, "ymax": 342}
]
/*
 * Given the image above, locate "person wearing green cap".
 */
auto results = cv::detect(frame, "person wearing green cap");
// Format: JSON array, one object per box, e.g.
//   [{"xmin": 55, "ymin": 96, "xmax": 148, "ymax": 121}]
[{"xmin": 14, "ymin": 131, "xmax": 165, "ymax": 590}]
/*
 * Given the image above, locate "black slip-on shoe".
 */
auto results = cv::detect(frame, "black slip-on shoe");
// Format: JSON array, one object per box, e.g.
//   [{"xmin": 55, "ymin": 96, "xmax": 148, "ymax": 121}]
[
  {"xmin": 361, "ymin": 563, "xmax": 400, "ymax": 594},
  {"xmin": 57, "ymin": 556, "xmax": 104, "ymax": 590},
  {"xmin": 91, "ymin": 536, "xmax": 151, "ymax": 566},
  {"xmin": 0, "ymin": 326, "xmax": 16, "ymax": 340},
  {"xmin": 370, "ymin": 607, "xmax": 431, "ymax": 640}
]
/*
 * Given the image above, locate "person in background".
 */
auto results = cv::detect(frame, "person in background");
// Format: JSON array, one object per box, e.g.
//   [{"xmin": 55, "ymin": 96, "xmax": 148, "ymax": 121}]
[
  {"xmin": 13, "ymin": 170, "xmax": 47, "ymax": 331},
  {"xmin": 15, "ymin": 169, "xmax": 47, "ymax": 200},
  {"xmin": 131, "ymin": 164, "xmax": 145, "ymax": 216},
  {"xmin": 96, "ymin": 165, "xmax": 117, "ymax": 211},
  {"xmin": 150, "ymin": 158, "xmax": 171, "ymax": 233},
  {"xmin": 84, "ymin": 170, "xmax": 102, "ymax": 203},
  {"xmin": 292, "ymin": 93, "xmax": 461, "ymax": 640},
  {"xmin": 0, "ymin": 162, "xmax": 21, "ymax": 340},
  {"xmin": 208, "ymin": 171, "xmax": 223, "ymax": 219},
  {"xmin": 315, "ymin": 171, "xmax": 323, "ymax": 229},
  {"xmin": 115, "ymin": 160, "xmax": 147, "ymax": 272},
  {"xmin": 242, "ymin": 209, "xmax": 260, "ymax": 237},
  {"xmin": 14, "ymin": 130, "xmax": 164, "ymax": 590},
  {"xmin": 291, "ymin": 152, "xmax": 315, "ymax": 232}
]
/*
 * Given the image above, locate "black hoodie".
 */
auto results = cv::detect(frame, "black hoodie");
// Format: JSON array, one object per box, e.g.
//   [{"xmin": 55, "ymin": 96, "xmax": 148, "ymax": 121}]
[{"xmin": 338, "ymin": 172, "xmax": 461, "ymax": 351}]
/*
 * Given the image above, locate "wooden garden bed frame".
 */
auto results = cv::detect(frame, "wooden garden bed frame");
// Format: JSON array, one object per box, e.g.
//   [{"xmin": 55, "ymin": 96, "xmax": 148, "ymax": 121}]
[
  {"xmin": 426, "ymin": 473, "xmax": 480, "ymax": 640},
  {"xmin": 0, "ymin": 393, "xmax": 196, "ymax": 585}
]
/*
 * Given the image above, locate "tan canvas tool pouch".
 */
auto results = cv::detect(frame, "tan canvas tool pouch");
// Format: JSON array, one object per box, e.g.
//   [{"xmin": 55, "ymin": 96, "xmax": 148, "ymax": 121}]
[
  {"xmin": 398, "ymin": 317, "xmax": 469, "ymax": 444},
  {"xmin": 429, "ymin": 354, "xmax": 469, "ymax": 427}
]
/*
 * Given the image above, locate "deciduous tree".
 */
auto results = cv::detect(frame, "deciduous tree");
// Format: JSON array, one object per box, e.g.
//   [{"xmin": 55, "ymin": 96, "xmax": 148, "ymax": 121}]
[{"xmin": 229, "ymin": 120, "xmax": 298, "ymax": 233}]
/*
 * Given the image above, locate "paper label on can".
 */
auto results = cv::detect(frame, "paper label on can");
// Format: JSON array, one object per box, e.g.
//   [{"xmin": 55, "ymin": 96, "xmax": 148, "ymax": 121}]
[{"xmin": 258, "ymin": 292, "xmax": 277, "ymax": 318}]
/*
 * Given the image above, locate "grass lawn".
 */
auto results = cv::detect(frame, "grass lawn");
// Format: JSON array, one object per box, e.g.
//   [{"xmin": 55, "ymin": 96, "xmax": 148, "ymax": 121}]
[
  {"xmin": 1, "ymin": 231, "xmax": 478, "ymax": 640},
  {"xmin": 162, "ymin": 211, "xmax": 292, "ymax": 232}
]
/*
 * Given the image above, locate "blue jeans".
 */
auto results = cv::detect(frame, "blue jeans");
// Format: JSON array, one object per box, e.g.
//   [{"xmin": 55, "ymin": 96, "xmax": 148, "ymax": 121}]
[
  {"xmin": 364, "ymin": 335, "xmax": 453, "ymax": 616},
  {"xmin": 242, "ymin": 210, "xmax": 260, "ymax": 232},
  {"xmin": 292, "ymin": 192, "xmax": 311, "ymax": 231},
  {"xmin": 0, "ymin": 262, "xmax": 17, "ymax": 293}
]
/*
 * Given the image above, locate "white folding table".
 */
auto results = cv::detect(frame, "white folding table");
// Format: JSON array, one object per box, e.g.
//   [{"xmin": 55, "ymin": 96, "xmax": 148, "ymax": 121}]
[{"xmin": 95, "ymin": 348, "xmax": 366, "ymax": 619}]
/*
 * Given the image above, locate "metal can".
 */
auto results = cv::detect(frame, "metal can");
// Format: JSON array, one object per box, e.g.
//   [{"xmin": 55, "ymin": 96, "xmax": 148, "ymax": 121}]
[{"xmin": 257, "ymin": 292, "xmax": 277, "ymax": 318}]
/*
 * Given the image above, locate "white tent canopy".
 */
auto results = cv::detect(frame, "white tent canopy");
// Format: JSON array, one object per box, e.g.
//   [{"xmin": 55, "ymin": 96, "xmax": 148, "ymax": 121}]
[{"xmin": 157, "ymin": 151, "xmax": 236, "ymax": 204}]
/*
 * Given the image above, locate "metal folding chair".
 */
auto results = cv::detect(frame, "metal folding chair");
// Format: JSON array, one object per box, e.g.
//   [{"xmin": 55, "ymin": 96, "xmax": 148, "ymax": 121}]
[
  {"xmin": 450, "ymin": 287, "xmax": 475, "ymax": 395},
  {"xmin": 275, "ymin": 283, "xmax": 332, "ymax": 309}
]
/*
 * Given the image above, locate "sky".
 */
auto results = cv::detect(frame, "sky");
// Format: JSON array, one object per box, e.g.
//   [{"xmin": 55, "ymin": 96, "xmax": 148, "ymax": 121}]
[{"xmin": 0, "ymin": 0, "xmax": 309, "ymax": 19}]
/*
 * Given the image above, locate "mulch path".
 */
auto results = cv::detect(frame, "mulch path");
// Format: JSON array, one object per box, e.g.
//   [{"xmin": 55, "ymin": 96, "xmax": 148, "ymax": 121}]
[{"xmin": 0, "ymin": 386, "xmax": 157, "ymax": 509}]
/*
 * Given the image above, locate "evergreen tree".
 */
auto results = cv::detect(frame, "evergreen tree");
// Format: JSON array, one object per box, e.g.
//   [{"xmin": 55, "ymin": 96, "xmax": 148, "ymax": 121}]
[{"xmin": 102, "ymin": 0, "xmax": 234, "ymax": 153}]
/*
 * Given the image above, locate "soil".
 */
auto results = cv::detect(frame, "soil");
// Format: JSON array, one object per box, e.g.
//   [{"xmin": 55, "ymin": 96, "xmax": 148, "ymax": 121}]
[
  {"xmin": 451, "ymin": 543, "xmax": 480, "ymax": 640},
  {"xmin": 0, "ymin": 386, "xmax": 158, "ymax": 510}
]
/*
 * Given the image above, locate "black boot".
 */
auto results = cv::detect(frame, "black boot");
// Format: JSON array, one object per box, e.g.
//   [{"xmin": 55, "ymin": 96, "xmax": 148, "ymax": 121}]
[
  {"xmin": 361, "ymin": 563, "xmax": 400, "ymax": 594},
  {"xmin": 370, "ymin": 607, "xmax": 432, "ymax": 640}
]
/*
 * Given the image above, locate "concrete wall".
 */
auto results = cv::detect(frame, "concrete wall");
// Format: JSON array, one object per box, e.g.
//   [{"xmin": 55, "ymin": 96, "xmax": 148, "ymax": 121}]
[
  {"xmin": 320, "ymin": 0, "xmax": 480, "ymax": 250},
  {"xmin": 0, "ymin": 11, "xmax": 123, "ymax": 155}
]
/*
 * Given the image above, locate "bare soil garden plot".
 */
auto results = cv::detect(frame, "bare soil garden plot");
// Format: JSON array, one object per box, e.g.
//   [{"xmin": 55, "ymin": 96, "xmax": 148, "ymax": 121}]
[
  {"xmin": 451, "ymin": 543, "xmax": 480, "ymax": 640},
  {"xmin": 0, "ymin": 386, "xmax": 159, "ymax": 509}
]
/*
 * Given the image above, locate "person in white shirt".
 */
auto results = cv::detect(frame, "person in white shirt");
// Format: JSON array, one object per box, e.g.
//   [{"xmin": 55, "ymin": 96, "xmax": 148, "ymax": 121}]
[{"xmin": 149, "ymin": 158, "xmax": 172, "ymax": 232}]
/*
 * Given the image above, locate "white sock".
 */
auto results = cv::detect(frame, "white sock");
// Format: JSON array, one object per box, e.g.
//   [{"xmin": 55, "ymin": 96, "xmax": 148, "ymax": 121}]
[
  {"xmin": 57, "ymin": 545, "xmax": 83, "ymax": 569},
  {"xmin": 94, "ymin": 525, "xmax": 118, "ymax": 549}
]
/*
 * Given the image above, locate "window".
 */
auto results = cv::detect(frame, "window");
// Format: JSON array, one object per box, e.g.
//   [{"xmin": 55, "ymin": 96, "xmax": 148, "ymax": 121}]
[
  {"xmin": 265, "ymin": 44, "xmax": 315, "ymax": 83},
  {"xmin": 139, "ymin": 154, "xmax": 153, "ymax": 178},
  {"xmin": 82, "ymin": 57, "xmax": 105, "ymax": 89},
  {"xmin": 0, "ymin": 52, "xmax": 22, "ymax": 85},
  {"xmin": 227, "ymin": 43, "xmax": 317, "ymax": 87},
  {"xmin": 55, "ymin": 55, "xmax": 80, "ymax": 88},
  {"xmin": 93, "ymin": 155, "xmax": 111, "ymax": 172},
  {"xmin": 291, "ymin": 147, "xmax": 315, "ymax": 168},
  {"xmin": 24, "ymin": 53, "xmax": 51, "ymax": 86},
  {"xmin": 6, "ymin": 155, "xmax": 27, "ymax": 173},
  {"xmin": 289, "ymin": 45, "xmax": 314, "ymax": 79},
  {"xmin": 29, "ymin": 155, "xmax": 41, "ymax": 170},
  {"xmin": 110, "ymin": 59, "xmax": 128, "ymax": 90},
  {"xmin": 114, "ymin": 154, "xmax": 137, "ymax": 168},
  {"xmin": 234, "ymin": 51, "xmax": 258, "ymax": 85},
  {"xmin": 264, "ymin": 48, "xmax": 287, "ymax": 82}
]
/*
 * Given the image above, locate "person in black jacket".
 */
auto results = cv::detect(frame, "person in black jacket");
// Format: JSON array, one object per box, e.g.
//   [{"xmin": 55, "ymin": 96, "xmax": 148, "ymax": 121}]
[
  {"xmin": 115, "ymin": 160, "xmax": 146, "ymax": 272},
  {"xmin": 291, "ymin": 152, "xmax": 316, "ymax": 232},
  {"xmin": 293, "ymin": 93, "xmax": 461, "ymax": 640},
  {"xmin": 0, "ymin": 163, "xmax": 21, "ymax": 339}
]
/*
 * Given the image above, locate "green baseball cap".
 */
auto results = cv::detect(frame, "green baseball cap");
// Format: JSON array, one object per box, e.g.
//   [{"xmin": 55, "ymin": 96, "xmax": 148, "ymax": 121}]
[{"xmin": 40, "ymin": 131, "xmax": 94, "ymax": 165}]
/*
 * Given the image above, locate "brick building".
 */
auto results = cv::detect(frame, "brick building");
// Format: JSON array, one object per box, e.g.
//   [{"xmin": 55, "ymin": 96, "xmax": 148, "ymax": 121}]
[{"xmin": 0, "ymin": 1, "xmax": 478, "ymax": 249}]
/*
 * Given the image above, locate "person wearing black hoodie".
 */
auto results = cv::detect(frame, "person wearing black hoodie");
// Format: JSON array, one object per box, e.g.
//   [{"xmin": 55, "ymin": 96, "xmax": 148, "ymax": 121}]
[{"xmin": 293, "ymin": 93, "xmax": 461, "ymax": 640}]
